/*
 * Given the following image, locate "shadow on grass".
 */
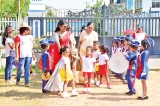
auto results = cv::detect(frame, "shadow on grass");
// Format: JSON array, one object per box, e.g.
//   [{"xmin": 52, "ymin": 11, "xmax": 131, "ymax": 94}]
[{"xmin": 0, "ymin": 90, "xmax": 61, "ymax": 100}]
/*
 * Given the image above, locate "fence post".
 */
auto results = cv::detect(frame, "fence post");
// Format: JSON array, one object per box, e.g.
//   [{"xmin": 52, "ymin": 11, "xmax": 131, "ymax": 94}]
[{"xmin": 102, "ymin": 3, "xmax": 107, "ymax": 44}]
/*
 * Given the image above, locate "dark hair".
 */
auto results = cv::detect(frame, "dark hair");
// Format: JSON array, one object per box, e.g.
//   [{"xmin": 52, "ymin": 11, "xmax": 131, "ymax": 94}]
[
  {"xmin": 41, "ymin": 43, "xmax": 49, "ymax": 49},
  {"xmin": 86, "ymin": 46, "xmax": 93, "ymax": 52},
  {"xmin": 80, "ymin": 25, "xmax": 86, "ymax": 32},
  {"xmin": 121, "ymin": 40, "xmax": 125, "ymax": 46},
  {"xmin": 141, "ymin": 39, "xmax": 149, "ymax": 49},
  {"xmin": 55, "ymin": 20, "xmax": 67, "ymax": 32},
  {"xmin": 66, "ymin": 26, "xmax": 70, "ymax": 31},
  {"xmin": 62, "ymin": 46, "xmax": 69, "ymax": 52},
  {"xmin": 19, "ymin": 27, "xmax": 29, "ymax": 34},
  {"xmin": 100, "ymin": 45, "xmax": 109, "ymax": 53},
  {"xmin": 2, "ymin": 25, "xmax": 13, "ymax": 46},
  {"xmin": 87, "ymin": 22, "xmax": 93, "ymax": 27},
  {"xmin": 93, "ymin": 41, "xmax": 100, "ymax": 45}
]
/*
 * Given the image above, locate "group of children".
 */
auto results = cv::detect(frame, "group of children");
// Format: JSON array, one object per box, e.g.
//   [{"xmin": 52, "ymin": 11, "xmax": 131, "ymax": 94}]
[{"xmin": 40, "ymin": 34, "xmax": 153, "ymax": 100}]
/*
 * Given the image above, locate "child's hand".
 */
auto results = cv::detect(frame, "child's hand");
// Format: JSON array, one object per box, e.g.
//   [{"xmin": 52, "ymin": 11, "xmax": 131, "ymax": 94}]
[{"xmin": 65, "ymin": 75, "xmax": 68, "ymax": 79}]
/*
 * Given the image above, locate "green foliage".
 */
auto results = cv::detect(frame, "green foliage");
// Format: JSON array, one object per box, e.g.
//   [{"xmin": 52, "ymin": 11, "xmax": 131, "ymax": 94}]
[
  {"xmin": 0, "ymin": 0, "xmax": 30, "ymax": 18},
  {"xmin": 46, "ymin": 9, "xmax": 54, "ymax": 17}
]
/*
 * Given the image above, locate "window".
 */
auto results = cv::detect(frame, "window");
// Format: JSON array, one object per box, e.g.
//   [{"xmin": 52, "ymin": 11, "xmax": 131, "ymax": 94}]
[{"xmin": 152, "ymin": 2, "xmax": 160, "ymax": 8}]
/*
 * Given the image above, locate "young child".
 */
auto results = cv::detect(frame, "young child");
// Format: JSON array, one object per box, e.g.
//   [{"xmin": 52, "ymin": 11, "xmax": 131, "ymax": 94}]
[
  {"xmin": 40, "ymin": 40, "xmax": 51, "ymax": 93},
  {"xmin": 59, "ymin": 46, "xmax": 78, "ymax": 98},
  {"xmin": 136, "ymin": 38, "xmax": 154, "ymax": 100},
  {"xmin": 97, "ymin": 45, "xmax": 111, "ymax": 89},
  {"xmin": 92, "ymin": 41, "xmax": 101, "ymax": 86},
  {"xmin": 123, "ymin": 40, "xmax": 139, "ymax": 95},
  {"xmin": 73, "ymin": 46, "xmax": 96, "ymax": 93},
  {"xmin": 2, "ymin": 25, "xmax": 15, "ymax": 83}
]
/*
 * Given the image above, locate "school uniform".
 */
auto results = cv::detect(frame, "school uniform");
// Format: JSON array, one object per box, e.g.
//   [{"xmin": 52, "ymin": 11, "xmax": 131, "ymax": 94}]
[
  {"xmin": 98, "ymin": 53, "xmax": 109, "ymax": 75},
  {"xmin": 124, "ymin": 40, "xmax": 139, "ymax": 95},
  {"xmin": 41, "ymin": 50, "xmax": 52, "ymax": 92},
  {"xmin": 136, "ymin": 49, "xmax": 150, "ymax": 80}
]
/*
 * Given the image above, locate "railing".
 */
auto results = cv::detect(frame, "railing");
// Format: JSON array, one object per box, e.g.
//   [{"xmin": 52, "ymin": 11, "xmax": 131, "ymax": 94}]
[{"xmin": 0, "ymin": 18, "xmax": 19, "ymax": 36}]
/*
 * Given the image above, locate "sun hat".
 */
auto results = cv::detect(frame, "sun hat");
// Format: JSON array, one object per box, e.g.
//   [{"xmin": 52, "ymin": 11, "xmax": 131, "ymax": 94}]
[
  {"xmin": 20, "ymin": 23, "xmax": 30, "ymax": 28},
  {"xmin": 130, "ymin": 40, "xmax": 140, "ymax": 47}
]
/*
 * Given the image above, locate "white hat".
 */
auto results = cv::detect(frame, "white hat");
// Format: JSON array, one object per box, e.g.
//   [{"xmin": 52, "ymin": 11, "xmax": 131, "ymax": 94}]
[{"xmin": 20, "ymin": 23, "xmax": 30, "ymax": 28}]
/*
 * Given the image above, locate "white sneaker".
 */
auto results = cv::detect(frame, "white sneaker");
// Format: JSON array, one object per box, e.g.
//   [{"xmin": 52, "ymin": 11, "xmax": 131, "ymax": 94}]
[
  {"xmin": 96, "ymin": 81, "xmax": 100, "ymax": 86},
  {"xmin": 66, "ymin": 92, "xmax": 70, "ymax": 98},
  {"xmin": 84, "ymin": 88, "xmax": 87, "ymax": 93},
  {"xmin": 87, "ymin": 88, "xmax": 91, "ymax": 93},
  {"xmin": 62, "ymin": 92, "xmax": 68, "ymax": 98},
  {"xmin": 72, "ymin": 90, "xmax": 78, "ymax": 96},
  {"xmin": 97, "ymin": 84, "xmax": 102, "ymax": 87},
  {"xmin": 91, "ymin": 79, "xmax": 95, "ymax": 84}
]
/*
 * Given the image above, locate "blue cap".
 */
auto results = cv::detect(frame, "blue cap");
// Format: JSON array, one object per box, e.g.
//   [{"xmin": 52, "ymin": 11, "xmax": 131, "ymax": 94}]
[
  {"xmin": 39, "ymin": 39, "xmax": 48, "ymax": 44},
  {"xmin": 137, "ymin": 24, "xmax": 143, "ymax": 28},
  {"xmin": 120, "ymin": 36, "xmax": 125, "ymax": 41},
  {"xmin": 125, "ymin": 35, "xmax": 133, "ymax": 40},
  {"xmin": 130, "ymin": 40, "xmax": 140, "ymax": 46},
  {"xmin": 147, "ymin": 36, "xmax": 155, "ymax": 47},
  {"xmin": 113, "ymin": 37, "xmax": 118, "ymax": 42},
  {"xmin": 39, "ymin": 37, "xmax": 54, "ymax": 44},
  {"xmin": 117, "ymin": 38, "xmax": 121, "ymax": 42}
]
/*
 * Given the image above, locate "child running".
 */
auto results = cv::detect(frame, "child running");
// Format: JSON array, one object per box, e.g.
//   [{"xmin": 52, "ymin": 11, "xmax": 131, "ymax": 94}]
[
  {"xmin": 59, "ymin": 46, "xmax": 78, "ymax": 98},
  {"xmin": 92, "ymin": 41, "xmax": 101, "ymax": 86},
  {"xmin": 97, "ymin": 45, "xmax": 111, "ymax": 89},
  {"xmin": 2, "ymin": 25, "xmax": 15, "ymax": 83}
]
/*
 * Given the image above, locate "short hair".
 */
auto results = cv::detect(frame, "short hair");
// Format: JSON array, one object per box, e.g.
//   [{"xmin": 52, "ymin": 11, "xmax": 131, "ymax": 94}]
[
  {"xmin": 130, "ymin": 45, "xmax": 138, "ymax": 50},
  {"xmin": 62, "ymin": 46, "xmax": 69, "ymax": 52},
  {"xmin": 86, "ymin": 46, "xmax": 93, "ymax": 52},
  {"xmin": 41, "ymin": 43, "xmax": 49, "ymax": 49},
  {"xmin": 93, "ymin": 41, "xmax": 100, "ymax": 45}
]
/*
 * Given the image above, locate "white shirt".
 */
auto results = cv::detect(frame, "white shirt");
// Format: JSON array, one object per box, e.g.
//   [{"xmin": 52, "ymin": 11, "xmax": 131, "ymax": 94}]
[
  {"xmin": 81, "ymin": 56, "xmax": 96, "ymax": 72},
  {"xmin": 5, "ymin": 38, "xmax": 14, "ymax": 57},
  {"xmin": 116, "ymin": 47, "xmax": 122, "ymax": 53},
  {"xmin": 60, "ymin": 56, "xmax": 71, "ymax": 69},
  {"xmin": 135, "ymin": 32, "xmax": 146, "ymax": 46},
  {"xmin": 99, "ymin": 53, "xmax": 109, "ymax": 65},
  {"xmin": 92, "ymin": 50, "xmax": 100, "ymax": 59}
]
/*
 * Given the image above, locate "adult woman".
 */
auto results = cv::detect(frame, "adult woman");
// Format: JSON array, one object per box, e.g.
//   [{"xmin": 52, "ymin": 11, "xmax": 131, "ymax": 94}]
[
  {"xmin": 77, "ymin": 22, "xmax": 98, "ymax": 82},
  {"xmin": 14, "ymin": 23, "xmax": 32, "ymax": 87},
  {"xmin": 78, "ymin": 22, "xmax": 98, "ymax": 56},
  {"xmin": 80, "ymin": 25, "xmax": 87, "ymax": 33},
  {"xmin": 48, "ymin": 20, "xmax": 74, "ymax": 73},
  {"xmin": 132, "ymin": 24, "xmax": 147, "ymax": 46}
]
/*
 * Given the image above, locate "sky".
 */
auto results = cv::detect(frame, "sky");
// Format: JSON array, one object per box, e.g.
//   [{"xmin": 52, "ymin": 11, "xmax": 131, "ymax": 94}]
[{"xmin": 45, "ymin": 0, "xmax": 110, "ymax": 11}]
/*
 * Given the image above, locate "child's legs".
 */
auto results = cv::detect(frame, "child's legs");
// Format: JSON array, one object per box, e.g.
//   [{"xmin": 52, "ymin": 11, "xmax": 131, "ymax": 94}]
[
  {"xmin": 42, "ymin": 79, "xmax": 48, "ymax": 92},
  {"xmin": 99, "ymin": 75, "xmax": 103, "ymax": 84},
  {"xmin": 96, "ymin": 72, "xmax": 99, "ymax": 81},
  {"xmin": 63, "ymin": 81, "xmax": 68, "ymax": 92},
  {"xmin": 105, "ymin": 75, "xmax": 110, "ymax": 84},
  {"xmin": 5, "ymin": 56, "xmax": 13, "ymax": 81},
  {"xmin": 83, "ymin": 72, "xmax": 88, "ymax": 87},
  {"xmin": 141, "ymin": 79, "xmax": 147, "ymax": 96},
  {"xmin": 70, "ymin": 80, "xmax": 75, "ymax": 90},
  {"xmin": 126, "ymin": 70, "xmax": 136, "ymax": 92},
  {"xmin": 87, "ymin": 72, "xmax": 93, "ymax": 87}
]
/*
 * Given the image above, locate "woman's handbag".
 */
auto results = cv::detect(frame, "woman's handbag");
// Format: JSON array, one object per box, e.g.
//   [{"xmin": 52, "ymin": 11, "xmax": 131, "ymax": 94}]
[{"xmin": 10, "ymin": 50, "xmax": 16, "ymax": 58}]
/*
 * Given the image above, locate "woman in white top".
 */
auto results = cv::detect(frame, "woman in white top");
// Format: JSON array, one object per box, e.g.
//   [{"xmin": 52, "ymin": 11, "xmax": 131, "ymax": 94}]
[{"xmin": 2, "ymin": 25, "xmax": 15, "ymax": 83}]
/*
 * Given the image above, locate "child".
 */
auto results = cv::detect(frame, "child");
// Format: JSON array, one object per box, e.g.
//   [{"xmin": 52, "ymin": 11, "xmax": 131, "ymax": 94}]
[
  {"xmin": 2, "ymin": 25, "xmax": 15, "ymax": 83},
  {"xmin": 73, "ymin": 46, "xmax": 96, "ymax": 93},
  {"xmin": 92, "ymin": 41, "xmax": 101, "ymax": 86},
  {"xmin": 136, "ymin": 38, "xmax": 154, "ymax": 100},
  {"xmin": 123, "ymin": 40, "xmax": 139, "ymax": 95},
  {"xmin": 59, "ymin": 46, "xmax": 78, "ymax": 98},
  {"xmin": 40, "ymin": 40, "xmax": 51, "ymax": 93},
  {"xmin": 98, "ymin": 45, "xmax": 111, "ymax": 89}
]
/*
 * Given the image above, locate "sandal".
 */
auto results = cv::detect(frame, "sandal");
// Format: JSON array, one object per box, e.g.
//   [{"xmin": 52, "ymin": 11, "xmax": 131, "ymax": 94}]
[{"xmin": 137, "ymin": 96, "xmax": 149, "ymax": 100}]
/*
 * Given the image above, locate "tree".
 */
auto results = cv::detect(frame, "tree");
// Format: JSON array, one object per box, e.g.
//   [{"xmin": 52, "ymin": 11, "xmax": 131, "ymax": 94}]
[
  {"xmin": 0, "ymin": 0, "xmax": 30, "ymax": 18},
  {"xmin": 46, "ymin": 10, "xmax": 54, "ymax": 17}
]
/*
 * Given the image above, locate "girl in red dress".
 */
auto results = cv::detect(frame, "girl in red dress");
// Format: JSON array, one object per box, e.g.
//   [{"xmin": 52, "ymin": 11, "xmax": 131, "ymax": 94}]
[{"xmin": 98, "ymin": 45, "xmax": 111, "ymax": 89}]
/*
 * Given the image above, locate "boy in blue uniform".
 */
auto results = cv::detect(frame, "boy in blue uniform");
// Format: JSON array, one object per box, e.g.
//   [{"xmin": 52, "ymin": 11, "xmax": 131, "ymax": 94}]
[
  {"xmin": 40, "ymin": 39, "xmax": 53, "ymax": 93},
  {"xmin": 123, "ymin": 40, "xmax": 139, "ymax": 95}
]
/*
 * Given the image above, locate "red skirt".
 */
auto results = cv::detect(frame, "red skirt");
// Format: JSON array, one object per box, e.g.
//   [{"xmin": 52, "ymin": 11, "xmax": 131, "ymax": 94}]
[{"xmin": 98, "ymin": 64, "xmax": 108, "ymax": 75}]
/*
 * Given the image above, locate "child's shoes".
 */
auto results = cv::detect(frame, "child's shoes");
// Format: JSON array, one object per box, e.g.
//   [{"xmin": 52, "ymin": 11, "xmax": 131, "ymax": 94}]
[
  {"xmin": 87, "ymin": 88, "xmax": 91, "ymax": 93},
  {"xmin": 62, "ymin": 92, "xmax": 70, "ymax": 98},
  {"xmin": 83, "ymin": 88, "xmax": 87, "ymax": 93},
  {"xmin": 72, "ymin": 90, "xmax": 78, "ymax": 96},
  {"xmin": 107, "ymin": 84, "xmax": 111, "ymax": 89}
]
